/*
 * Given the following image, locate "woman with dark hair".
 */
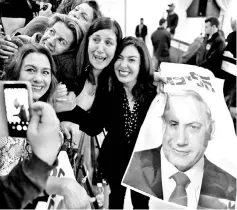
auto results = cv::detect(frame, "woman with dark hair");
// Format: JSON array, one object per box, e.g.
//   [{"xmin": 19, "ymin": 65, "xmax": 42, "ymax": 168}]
[
  {"xmin": 59, "ymin": 36, "xmax": 156, "ymax": 208},
  {"xmin": 54, "ymin": 16, "xmax": 123, "ymax": 112}
]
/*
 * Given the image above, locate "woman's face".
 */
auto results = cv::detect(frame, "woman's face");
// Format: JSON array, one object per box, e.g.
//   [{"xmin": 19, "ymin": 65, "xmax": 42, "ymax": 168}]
[
  {"xmin": 88, "ymin": 29, "xmax": 117, "ymax": 73},
  {"xmin": 68, "ymin": 3, "xmax": 94, "ymax": 31},
  {"xmin": 114, "ymin": 45, "xmax": 140, "ymax": 89},
  {"xmin": 18, "ymin": 52, "xmax": 52, "ymax": 101}
]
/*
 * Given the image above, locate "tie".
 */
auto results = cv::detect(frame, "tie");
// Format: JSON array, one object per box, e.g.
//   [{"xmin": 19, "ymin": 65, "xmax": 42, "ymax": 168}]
[{"xmin": 169, "ymin": 172, "xmax": 190, "ymax": 206}]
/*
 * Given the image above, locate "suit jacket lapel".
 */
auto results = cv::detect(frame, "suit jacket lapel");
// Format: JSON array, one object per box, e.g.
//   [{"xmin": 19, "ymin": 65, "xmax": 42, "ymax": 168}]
[{"xmin": 141, "ymin": 146, "xmax": 164, "ymax": 199}]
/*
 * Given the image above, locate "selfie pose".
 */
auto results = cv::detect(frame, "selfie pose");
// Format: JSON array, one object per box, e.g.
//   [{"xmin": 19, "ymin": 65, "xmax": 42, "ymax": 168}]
[
  {"xmin": 59, "ymin": 36, "xmax": 157, "ymax": 209},
  {"xmin": 0, "ymin": 43, "xmax": 57, "ymax": 175}
]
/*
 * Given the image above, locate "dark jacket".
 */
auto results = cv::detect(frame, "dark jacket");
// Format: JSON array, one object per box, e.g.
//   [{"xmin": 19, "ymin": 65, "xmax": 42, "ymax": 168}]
[
  {"xmin": 135, "ymin": 24, "xmax": 148, "ymax": 41},
  {"xmin": 151, "ymin": 27, "xmax": 171, "ymax": 62},
  {"xmin": 58, "ymin": 86, "xmax": 157, "ymax": 183},
  {"xmin": 225, "ymin": 31, "xmax": 236, "ymax": 58},
  {"xmin": 0, "ymin": 154, "xmax": 56, "ymax": 209},
  {"xmin": 196, "ymin": 31, "xmax": 226, "ymax": 78},
  {"xmin": 123, "ymin": 146, "xmax": 236, "ymax": 209},
  {"xmin": 167, "ymin": 13, "xmax": 179, "ymax": 35},
  {"xmin": 53, "ymin": 50, "xmax": 78, "ymax": 93}
]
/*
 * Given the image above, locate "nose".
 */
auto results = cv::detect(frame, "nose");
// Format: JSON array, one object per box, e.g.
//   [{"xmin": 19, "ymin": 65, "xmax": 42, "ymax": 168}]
[
  {"xmin": 96, "ymin": 41, "xmax": 105, "ymax": 54},
  {"xmin": 48, "ymin": 36, "xmax": 56, "ymax": 48},
  {"xmin": 33, "ymin": 72, "xmax": 43, "ymax": 83},
  {"xmin": 175, "ymin": 127, "xmax": 188, "ymax": 146},
  {"xmin": 119, "ymin": 59, "xmax": 127, "ymax": 68}
]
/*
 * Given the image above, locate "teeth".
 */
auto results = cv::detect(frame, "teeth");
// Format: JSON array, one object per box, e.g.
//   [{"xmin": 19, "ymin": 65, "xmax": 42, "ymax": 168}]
[
  {"xmin": 94, "ymin": 55, "xmax": 105, "ymax": 61},
  {"xmin": 119, "ymin": 70, "xmax": 129, "ymax": 76},
  {"xmin": 32, "ymin": 86, "xmax": 42, "ymax": 90}
]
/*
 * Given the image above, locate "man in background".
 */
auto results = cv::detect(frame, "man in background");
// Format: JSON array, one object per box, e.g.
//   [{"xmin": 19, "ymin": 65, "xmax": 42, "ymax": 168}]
[
  {"xmin": 196, "ymin": 16, "xmax": 226, "ymax": 79},
  {"xmin": 151, "ymin": 18, "xmax": 171, "ymax": 70},
  {"xmin": 166, "ymin": 2, "xmax": 178, "ymax": 37},
  {"xmin": 135, "ymin": 18, "xmax": 148, "ymax": 42}
]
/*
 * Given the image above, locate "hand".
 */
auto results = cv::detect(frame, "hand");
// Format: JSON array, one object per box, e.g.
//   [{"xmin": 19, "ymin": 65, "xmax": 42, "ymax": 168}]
[
  {"xmin": 154, "ymin": 71, "xmax": 166, "ymax": 94},
  {"xmin": 60, "ymin": 121, "xmax": 81, "ymax": 148},
  {"xmin": 17, "ymin": 35, "xmax": 32, "ymax": 43},
  {"xmin": 0, "ymin": 35, "xmax": 18, "ymax": 60},
  {"xmin": 61, "ymin": 178, "xmax": 94, "ymax": 209},
  {"xmin": 27, "ymin": 102, "xmax": 61, "ymax": 165},
  {"xmin": 167, "ymin": 27, "xmax": 171, "ymax": 32},
  {"xmin": 229, "ymin": 107, "xmax": 237, "ymax": 119},
  {"xmin": 223, "ymin": 51, "xmax": 234, "ymax": 58},
  {"xmin": 55, "ymin": 83, "xmax": 68, "ymax": 102},
  {"xmin": 95, "ymin": 191, "xmax": 104, "ymax": 207},
  {"xmin": 39, "ymin": 3, "xmax": 53, "ymax": 17},
  {"xmin": 53, "ymin": 91, "xmax": 77, "ymax": 113}
]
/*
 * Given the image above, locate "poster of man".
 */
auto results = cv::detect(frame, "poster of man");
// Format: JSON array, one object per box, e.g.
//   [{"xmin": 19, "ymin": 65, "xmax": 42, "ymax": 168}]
[{"xmin": 122, "ymin": 63, "xmax": 237, "ymax": 209}]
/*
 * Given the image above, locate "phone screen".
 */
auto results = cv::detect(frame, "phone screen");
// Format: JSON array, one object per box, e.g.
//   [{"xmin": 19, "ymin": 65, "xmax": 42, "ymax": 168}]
[{"xmin": 3, "ymin": 83, "xmax": 30, "ymax": 138}]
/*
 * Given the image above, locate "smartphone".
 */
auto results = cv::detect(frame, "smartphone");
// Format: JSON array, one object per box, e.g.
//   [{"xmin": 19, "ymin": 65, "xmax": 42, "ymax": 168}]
[{"xmin": 1, "ymin": 81, "xmax": 32, "ymax": 138}]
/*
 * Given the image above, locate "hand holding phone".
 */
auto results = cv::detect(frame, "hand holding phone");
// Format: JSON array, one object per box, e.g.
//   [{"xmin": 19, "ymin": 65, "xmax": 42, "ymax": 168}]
[{"xmin": 0, "ymin": 81, "xmax": 32, "ymax": 138}]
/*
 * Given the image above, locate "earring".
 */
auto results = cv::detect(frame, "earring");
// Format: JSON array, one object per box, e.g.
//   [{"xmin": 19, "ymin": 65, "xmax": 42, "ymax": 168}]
[{"xmin": 85, "ymin": 64, "xmax": 90, "ymax": 72}]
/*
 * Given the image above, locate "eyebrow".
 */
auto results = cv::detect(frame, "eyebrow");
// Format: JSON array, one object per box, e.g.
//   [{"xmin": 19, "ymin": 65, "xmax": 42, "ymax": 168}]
[
  {"xmin": 52, "ymin": 27, "xmax": 69, "ymax": 44},
  {"xmin": 120, "ymin": 55, "xmax": 138, "ymax": 59},
  {"xmin": 81, "ymin": 11, "xmax": 89, "ymax": 18},
  {"xmin": 24, "ymin": 64, "xmax": 51, "ymax": 70}
]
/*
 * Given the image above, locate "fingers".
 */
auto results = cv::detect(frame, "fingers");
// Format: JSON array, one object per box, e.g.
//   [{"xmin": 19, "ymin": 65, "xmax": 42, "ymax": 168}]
[
  {"xmin": 17, "ymin": 35, "xmax": 31, "ymax": 43},
  {"xmin": 46, "ymin": 3, "xmax": 52, "ymax": 10},
  {"xmin": 89, "ymin": 197, "xmax": 96, "ymax": 203},
  {"xmin": 56, "ymin": 84, "xmax": 68, "ymax": 98},
  {"xmin": 56, "ymin": 97, "xmax": 67, "ymax": 102},
  {"xmin": 31, "ymin": 102, "xmax": 58, "ymax": 126},
  {"xmin": 60, "ymin": 122, "xmax": 72, "ymax": 140},
  {"xmin": 27, "ymin": 110, "xmax": 40, "ymax": 135},
  {"xmin": 67, "ymin": 91, "xmax": 76, "ymax": 99},
  {"xmin": 71, "ymin": 123, "xmax": 80, "ymax": 145},
  {"xmin": 0, "ymin": 37, "xmax": 18, "ymax": 58}
]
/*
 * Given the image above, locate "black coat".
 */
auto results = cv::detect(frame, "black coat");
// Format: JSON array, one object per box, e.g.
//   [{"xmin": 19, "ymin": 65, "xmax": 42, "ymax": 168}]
[
  {"xmin": 135, "ymin": 24, "xmax": 148, "ymax": 41},
  {"xmin": 58, "ymin": 86, "xmax": 157, "ymax": 183},
  {"xmin": 196, "ymin": 31, "xmax": 226, "ymax": 78},
  {"xmin": 151, "ymin": 27, "xmax": 171, "ymax": 62}
]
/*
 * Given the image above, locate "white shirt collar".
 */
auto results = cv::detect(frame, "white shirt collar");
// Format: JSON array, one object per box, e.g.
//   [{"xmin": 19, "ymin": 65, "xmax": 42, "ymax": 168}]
[{"xmin": 161, "ymin": 146, "xmax": 204, "ymax": 193}]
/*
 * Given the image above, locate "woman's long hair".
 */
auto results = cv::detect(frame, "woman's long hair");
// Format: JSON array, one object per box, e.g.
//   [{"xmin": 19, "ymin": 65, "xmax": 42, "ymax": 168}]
[
  {"xmin": 2, "ymin": 43, "xmax": 58, "ymax": 102},
  {"xmin": 76, "ymin": 17, "xmax": 123, "ymax": 91},
  {"xmin": 110, "ymin": 36, "xmax": 155, "ymax": 104}
]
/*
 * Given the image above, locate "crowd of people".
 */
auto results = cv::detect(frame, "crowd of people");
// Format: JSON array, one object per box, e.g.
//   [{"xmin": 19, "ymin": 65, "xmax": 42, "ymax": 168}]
[{"xmin": 0, "ymin": 0, "xmax": 236, "ymax": 209}]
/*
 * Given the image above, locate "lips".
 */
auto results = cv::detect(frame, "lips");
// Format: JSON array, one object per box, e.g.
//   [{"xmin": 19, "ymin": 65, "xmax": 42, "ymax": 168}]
[
  {"xmin": 172, "ymin": 147, "xmax": 190, "ymax": 156},
  {"xmin": 32, "ymin": 85, "xmax": 44, "ymax": 91},
  {"xmin": 118, "ymin": 69, "xmax": 130, "ymax": 77},
  {"xmin": 94, "ymin": 54, "xmax": 106, "ymax": 62},
  {"xmin": 44, "ymin": 43, "xmax": 54, "ymax": 54}
]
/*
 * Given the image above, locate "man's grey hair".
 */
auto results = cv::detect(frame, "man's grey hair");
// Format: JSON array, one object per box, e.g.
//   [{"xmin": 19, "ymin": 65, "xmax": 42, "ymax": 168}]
[{"xmin": 163, "ymin": 89, "xmax": 212, "ymax": 122}]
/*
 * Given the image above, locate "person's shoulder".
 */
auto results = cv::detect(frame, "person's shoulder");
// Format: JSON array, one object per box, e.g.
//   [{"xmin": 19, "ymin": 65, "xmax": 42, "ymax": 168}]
[
  {"xmin": 203, "ymin": 158, "xmax": 236, "ymax": 202},
  {"xmin": 204, "ymin": 158, "xmax": 236, "ymax": 193},
  {"xmin": 133, "ymin": 147, "xmax": 160, "ymax": 163}
]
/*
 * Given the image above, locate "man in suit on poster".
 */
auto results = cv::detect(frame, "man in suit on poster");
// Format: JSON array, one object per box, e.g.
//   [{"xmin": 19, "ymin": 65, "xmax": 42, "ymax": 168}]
[{"xmin": 123, "ymin": 90, "xmax": 236, "ymax": 209}]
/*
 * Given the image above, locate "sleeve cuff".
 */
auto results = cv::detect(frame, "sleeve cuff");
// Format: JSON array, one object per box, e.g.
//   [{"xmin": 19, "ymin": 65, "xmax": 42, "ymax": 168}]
[{"xmin": 22, "ymin": 154, "xmax": 58, "ymax": 189}]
